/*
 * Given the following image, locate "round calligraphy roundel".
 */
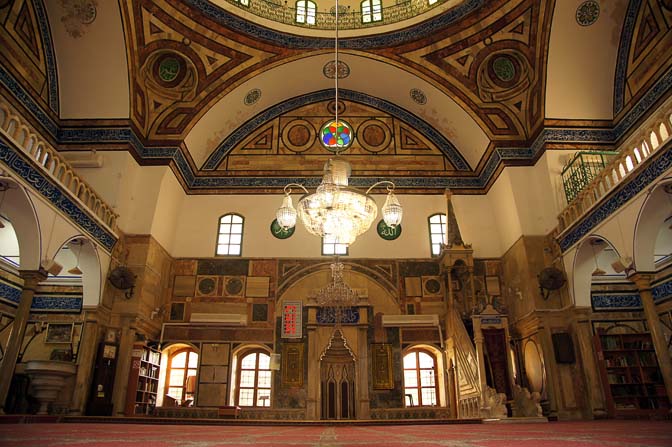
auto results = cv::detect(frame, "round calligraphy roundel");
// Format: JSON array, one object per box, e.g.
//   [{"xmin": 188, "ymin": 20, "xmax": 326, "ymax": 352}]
[
  {"xmin": 377, "ymin": 220, "xmax": 402, "ymax": 241},
  {"xmin": 270, "ymin": 219, "xmax": 295, "ymax": 239}
]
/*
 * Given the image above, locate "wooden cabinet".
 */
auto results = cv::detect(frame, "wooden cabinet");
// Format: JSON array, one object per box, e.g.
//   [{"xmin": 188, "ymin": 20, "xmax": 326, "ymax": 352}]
[
  {"xmin": 125, "ymin": 343, "xmax": 161, "ymax": 416},
  {"xmin": 595, "ymin": 332, "xmax": 669, "ymax": 417}
]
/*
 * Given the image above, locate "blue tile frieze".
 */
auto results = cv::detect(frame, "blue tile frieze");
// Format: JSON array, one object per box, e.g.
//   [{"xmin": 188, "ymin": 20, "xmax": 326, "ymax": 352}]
[
  {"xmin": 0, "ymin": 280, "xmax": 22, "ymax": 305},
  {"xmin": 316, "ymin": 306, "xmax": 360, "ymax": 325},
  {"xmin": 0, "ymin": 138, "xmax": 118, "ymax": 252},
  {"xmin": 33, "ymin": 0, "xmax": 59, "ymax": 114},
  {"xmin": 652, "ymin": 276, "xmax": 672, "ymax": 304},
  {"xmin": 613, "ymin": 0, "xmax": 642, "ymax": 115},
  {"xmin": 32, "ymin": 295, "xmax": 82, "ymax": 312},
  {"xmin": 591, "ymin": 293, "xmax": 642, "ymax": 311}
]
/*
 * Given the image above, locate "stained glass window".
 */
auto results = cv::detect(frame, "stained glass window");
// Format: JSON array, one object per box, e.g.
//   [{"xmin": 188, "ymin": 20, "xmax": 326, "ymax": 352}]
[
  {"xmin": 322, "ymin": 234, "xmax": 348, "ymax": 256},
  {"xmin": 321, "ymin": 120, "xmax": 353, "ymax": 150},
  {"xmin": 403, "ymin": 349, "xmax": 438, "ymax": 407},
  {"xmin": 217, "ymin": 213, "xmax": 244, "ymax": 256},
  {"xmin": 237, "ymin": 351, "xmax": 272, "ymax": 407},
  {"xmin": 428, "ymin": 213, "xmax": 447, "ymax": 256}
]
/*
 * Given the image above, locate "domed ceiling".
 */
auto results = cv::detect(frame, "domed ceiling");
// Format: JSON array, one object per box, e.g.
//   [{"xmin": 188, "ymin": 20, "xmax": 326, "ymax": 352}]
[{"xmin": 1, "ymin": 0, "xmax": 669, "ymax": 194}]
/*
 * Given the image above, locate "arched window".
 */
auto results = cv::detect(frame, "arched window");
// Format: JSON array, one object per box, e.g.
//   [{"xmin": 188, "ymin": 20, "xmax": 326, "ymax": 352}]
[
  {"xmin": 322, "ymin": 234, "xmax": 348, "ymax": 256},
  {"xmin": 166, "ymin": 348, "xmax": 199, "ymax": 405},
  {"xmin": 296, "ymin": 0, "xmax": 317, "ymax": 25},
  {"xmin": 236, "ymin": 0, "xmax": 250, "ymax": 6},
  {"xmin": 236, "ymin": 350, "xmax": 272, "ymax": 407},
  {"xmin": 403, "ymin": 349, "xmax": 438, "ymax": 407},
  {"xmin": 428, "ymin": 213, "xmax": 447, "ymax": 256},
  {"xmin": 361, "ymin": 0, "xmax": 382, "ymax": 23},
  {"xmin": 217, "ymin": 213, "xmax": 244, "ymax": 256}
]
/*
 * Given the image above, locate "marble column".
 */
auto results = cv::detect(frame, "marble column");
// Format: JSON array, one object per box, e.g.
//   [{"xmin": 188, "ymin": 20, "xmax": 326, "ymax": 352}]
[
  {"xmin": 69, "ymin": 318, "xmax": 100, "ymax": 414},
  {"xmin": 575, "ymin": 318, "xmax": 607, "ymax": 418},
  {"xmin": 111, "ymin": 321, "xmax": 136, "ymax": 415},
  {"xmin": 632, "ymin": 274, "xmax": 672, "ymax": 407},
  {"xmin": 305, "ymin": 325, "xmax": 319, "ymax": 420},
  {"xmin": 0, "ymin": 270, "xmax": 47, "ymax": 414},
  {"xmin": 356, "ymin": 324, "xmax": 370, "ymax": 419}
]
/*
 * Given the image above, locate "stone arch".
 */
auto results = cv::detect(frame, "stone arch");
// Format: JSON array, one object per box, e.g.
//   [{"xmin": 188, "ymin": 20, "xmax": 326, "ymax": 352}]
[
  {"xmin": 571, "ymin": 234, "xmax": 624, "ymax": 308},
  {"xmin": 633, "ymin": 179, "xmax": 672, "ymax": 272},
  {"xmin": 0, "ymin": 179, "xmax": 41, "ymax": 270}
]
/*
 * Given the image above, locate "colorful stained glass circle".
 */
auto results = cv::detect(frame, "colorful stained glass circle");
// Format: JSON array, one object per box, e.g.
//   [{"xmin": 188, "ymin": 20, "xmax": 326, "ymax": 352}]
[{"xmin": 321, "ymin": 120, "xmax": 353, "ymax": 150}]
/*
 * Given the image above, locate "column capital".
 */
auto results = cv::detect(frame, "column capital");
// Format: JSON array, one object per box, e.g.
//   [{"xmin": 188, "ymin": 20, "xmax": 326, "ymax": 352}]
[
  {"xmin": 18, "ymin": 269, "xmax": 47, "ymax": 289},
  {"xmin": 629, "ymin": 272, "xmax": 656, "ymax": 291}
]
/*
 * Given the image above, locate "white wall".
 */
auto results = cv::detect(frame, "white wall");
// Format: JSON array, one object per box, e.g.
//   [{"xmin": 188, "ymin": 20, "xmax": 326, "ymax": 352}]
[
  {"xmin": 545, "ymin": 0, "xmax": 628, "ymax": 119},
  {"xmin": 73, "ymin": 152, "xmax": 170, "ymax": 235},
  {"xmin": 45, "ymin": 0, "xmax": 129, "ymax": 118},
  {"xmin": 150, "ymin": 169, "xmax": 186, "ymax": 253}
]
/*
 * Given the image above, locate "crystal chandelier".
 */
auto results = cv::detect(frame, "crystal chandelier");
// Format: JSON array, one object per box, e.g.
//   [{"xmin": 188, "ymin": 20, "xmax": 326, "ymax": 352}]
[
  {"xmin": 313, "ymin": 261, "xmax": 359, "ymax": 325},
  {"xmin": 275, "ymin": 0, "xmax": 402, "ymax": 246}
]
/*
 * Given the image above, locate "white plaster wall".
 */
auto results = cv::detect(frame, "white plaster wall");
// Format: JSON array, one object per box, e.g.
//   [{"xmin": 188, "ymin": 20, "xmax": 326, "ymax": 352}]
[
  {"xmin": 485, "ymin": 170, "xmax": 523, "ymax": 253},
  {"xmin": 45, "ymin": 0, "xmax": 129, "ymax": 118},
  {"xmin": 170, "ymin": 194, "xmax": 450, "ymax": 259},
  {"xmin": 72, "ymin": 152, "xmax": 167, "ymax": 235},
  {"xmin": 507, "ymin": 152, "xmax": 570, "ymax": 236},
  {"xmin": 545, "ymin": 0, "xmax": 628, "ymax": 119},
  {"xmin": 150, "ymin": 169, "xmax": 186, "ymax": 253},
  {"xmin": 452, "ymin": 193, "xmax": 503, "ymax": 257}
]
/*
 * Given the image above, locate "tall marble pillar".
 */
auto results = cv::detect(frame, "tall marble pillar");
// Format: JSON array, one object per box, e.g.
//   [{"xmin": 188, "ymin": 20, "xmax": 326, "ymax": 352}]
[
  {"xmin": 69, "ymin": 318, "xmax": 100, "ymax": 414},
  {"xmin": 574, "ymin": 317, "xmax": 607, "ymax": 418},
  {"xmin": 632, "ymin": 274, "xmax": 672, "ymax": 408},
  {"xmin": 356, "ymin": 324, "xmax": 370, "ymax": 419},
  {"xmin": 0, "ymin": 270, "xmax": 47, "ymax": 414},
  {"xmin": 111, "ymin": 321, "xmax": 136, "ymax": 415}
]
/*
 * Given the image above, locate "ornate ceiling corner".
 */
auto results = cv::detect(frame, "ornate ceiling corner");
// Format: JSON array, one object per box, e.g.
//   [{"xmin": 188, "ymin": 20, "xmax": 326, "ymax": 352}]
[
  {"xmin": 389, "ymin": 0, "xmax": 554, "ymax": 143},
  {"xmin": 120, "ymin": 0, "xmax": 292, "ymax": 140}
]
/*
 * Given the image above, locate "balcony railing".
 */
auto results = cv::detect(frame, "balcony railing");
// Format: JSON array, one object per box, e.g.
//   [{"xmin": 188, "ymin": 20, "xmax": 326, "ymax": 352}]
[
  {"xmin": 557, "ymin": 98, "xmax": 672, "ymax": 234},
  {"xmin": 561, "ymin": 151, "xmax": 618, "ymax": 204},
  {"xmin": 0, "ymin": 97, "xmax": 118, "ymax": 231},
  {"xmin": 224, "ymin": 0, "xmax": 444, "ymax": 30}
]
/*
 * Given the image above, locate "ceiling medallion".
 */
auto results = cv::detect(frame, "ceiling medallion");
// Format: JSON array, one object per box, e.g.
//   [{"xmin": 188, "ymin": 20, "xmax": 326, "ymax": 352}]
[
  {"xmin": 409, "ymin": 88, "xmax": 427, "ymax": 105},
  {"xmin": 244, "ymin": 88, "xmax": 262, "ymax": 106},
  {"xmin": 323, "ymin": 60, "xmax": 350, "ymax": 79},
  {"xmin": 60, "ymin": 0, "xmax": 98, "ymax": 38},
  {"xmin": 576, "ymin": 1, "xmax": 600, "ymax": 27}
]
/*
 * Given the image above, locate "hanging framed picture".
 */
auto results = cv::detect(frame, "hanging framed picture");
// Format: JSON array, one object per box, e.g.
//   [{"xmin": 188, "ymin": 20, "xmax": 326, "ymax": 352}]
[{"xmin": 45, "ymin": 323, "xmax": 74, "ymax": 343}]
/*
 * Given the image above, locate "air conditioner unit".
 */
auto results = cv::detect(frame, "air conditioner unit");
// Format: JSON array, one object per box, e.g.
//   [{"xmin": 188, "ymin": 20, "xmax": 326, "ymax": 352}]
[
  {"xmin": 189, "ymin": 313, "xmax": 247, "ymax": 326},
  {"xmin": 382, "ymin": 314, "xmax": 439, "ymax": 327},
  {"xmin": 62, "ymin": 151, "xmax": 104, "ymax": 168}
]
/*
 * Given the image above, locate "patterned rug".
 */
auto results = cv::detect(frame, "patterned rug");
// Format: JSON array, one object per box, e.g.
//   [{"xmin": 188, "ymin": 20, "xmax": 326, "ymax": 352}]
[{"xmin": 0, "ymin": 420, "xmax": 670, "ymax": 446}]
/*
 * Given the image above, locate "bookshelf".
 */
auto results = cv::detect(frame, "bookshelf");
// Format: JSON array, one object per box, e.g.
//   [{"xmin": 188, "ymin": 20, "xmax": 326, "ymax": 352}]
[
  {"xmin": 125, "ymin": 343, "xmax": 161, "ymax": 416},
  {"xmin": 594, "ymin": 332, "xmax": 669, "ymax": 417}
]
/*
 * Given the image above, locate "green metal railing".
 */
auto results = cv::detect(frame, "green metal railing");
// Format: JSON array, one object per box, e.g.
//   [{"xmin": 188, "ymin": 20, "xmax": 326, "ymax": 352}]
[{"xmin": 561, "ymin": 151, "xmax": 617, "ymax": 204}]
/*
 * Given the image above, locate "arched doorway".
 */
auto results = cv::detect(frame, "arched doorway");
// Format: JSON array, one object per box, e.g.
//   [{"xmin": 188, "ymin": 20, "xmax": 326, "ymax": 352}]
[{"xmin": 320, "ymin": 329, "xmax": 356, "ymax": 420}]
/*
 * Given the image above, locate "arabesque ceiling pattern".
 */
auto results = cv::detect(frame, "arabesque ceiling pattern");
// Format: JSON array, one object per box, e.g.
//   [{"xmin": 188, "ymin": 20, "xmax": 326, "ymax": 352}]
[{"xmin": 0, "ymin": 0, "xmax": 671, "ymax": 194}]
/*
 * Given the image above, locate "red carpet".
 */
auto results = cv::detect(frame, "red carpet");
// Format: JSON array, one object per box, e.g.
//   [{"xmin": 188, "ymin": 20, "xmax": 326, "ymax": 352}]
[{"xmin": 0, "ymin": 420, "xmax": 670, "ymax": 446}]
